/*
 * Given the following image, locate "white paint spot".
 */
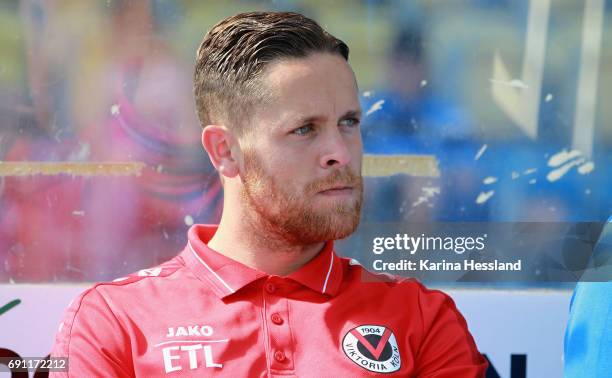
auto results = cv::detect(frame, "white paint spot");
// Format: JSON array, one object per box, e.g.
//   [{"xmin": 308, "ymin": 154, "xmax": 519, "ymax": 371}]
[
  {"xmin": 69, "ymin": 142, "xmax": 91, "ymax": 161},
  {"xmin": 511, "ymin": 171, "xmax": 520, "ymax": 180},
  {"xmin": 138, "ymin": 267, "xmax": 162, "ymax": 277},
  {"xmin": 365, "ymin": 99, "xmax": 385, "ymax": 116},
  {"xmin": 523, "ymin": 168, "xmax": 537, "ymax": 175},
  {"xmin": 363, "ymin": 91, "xmax": 372, "ymax": 97},
  {"xmin": 184, "ymin": 215, "xmax": 194, "ymax": 226},
  {"xmin": 578, "ymin": 161, "xmax": 595, "ymax": 174},
  {"xmin": 110, "ymin": 104, "xmax": 120, "ymax": 115},
  {"xmin": 483, "ymin": 176, "xmax": 498, "ymax": 185},
  {"xmin": 411, "ymin": 186, "xmax": 440, "ymax": 208},
  {"xmin": 545, "ymin": 93, "xmax": 553, "ymax": 102},
  {"xmin": 474, "ymin": 144, "xmax": 488, "ymax": 160},
  {"xmin": 510, "ymin": 79, "xmax": 528, "ymax": 88},
  {"xmin": 476, "ymin": 190, "xmax": 495, "ymax": 204},
  {"xmin": 548, "ymin": 149, "xmax": 582, "ymax": 167},
  {"xmin": 156, "ymin": 164, "xmax": 164, "ymax": 173},
  {"xmin": 529, "ymin": 179, "xmax": 537, "ymax": 184},
  {"xmin": 489, "ymin": 78, "xmax": 529, "ymax": 89},
  {"xmin": 585, "ymin": 188, "xmax": 591, "ymax": 195},
  {"xmin": 420, "ymin": 80, "xmax": 428, "ymax": 87},
  {"xmin": 398, "ymin": 200, "xmax": 407, "ymax": 213},
  {"xmin": 72, "ymin": 210, "xmax": 85, "ymax": 216},
  {"xmin": 410, "ymin": 118, "xmax": 418, "ymax": 129},
  {"xmin": 113, "ymin": 276, "xmax": 128, "ymax": 282},
  {"xmin": 547, "ymin": 158, "xmax": 586, "ymax": 182}
]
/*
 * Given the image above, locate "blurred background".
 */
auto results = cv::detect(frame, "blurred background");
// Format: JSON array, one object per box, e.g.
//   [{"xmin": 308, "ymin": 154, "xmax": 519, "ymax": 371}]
[{"xmin": 0, "ymin": 0, "xmax": 610, "ymax": 284}]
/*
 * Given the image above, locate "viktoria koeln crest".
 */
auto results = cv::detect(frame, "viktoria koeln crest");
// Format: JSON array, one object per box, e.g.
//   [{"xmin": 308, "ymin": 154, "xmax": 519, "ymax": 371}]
[{"xmin": 342, "ymin": 324, "xmax": 401, "ymax": 373}]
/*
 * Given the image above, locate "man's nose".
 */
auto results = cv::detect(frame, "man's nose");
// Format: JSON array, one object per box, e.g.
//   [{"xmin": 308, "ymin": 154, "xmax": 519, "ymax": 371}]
[{"xmin": 319, "ymin": 128, "xmax": 352, "ymax": 168}]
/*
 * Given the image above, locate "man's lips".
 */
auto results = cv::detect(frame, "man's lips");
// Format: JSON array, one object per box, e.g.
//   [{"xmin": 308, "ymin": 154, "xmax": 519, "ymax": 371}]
[{"xmin": 318, "ymin": 186, "xmax": 354, "ymax": 195}]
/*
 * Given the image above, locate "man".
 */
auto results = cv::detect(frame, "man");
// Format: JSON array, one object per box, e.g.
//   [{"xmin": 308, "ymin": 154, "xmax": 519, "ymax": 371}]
[{"xmin": 51, "ymin": 11, "xmax": 487, "ymax": 377}]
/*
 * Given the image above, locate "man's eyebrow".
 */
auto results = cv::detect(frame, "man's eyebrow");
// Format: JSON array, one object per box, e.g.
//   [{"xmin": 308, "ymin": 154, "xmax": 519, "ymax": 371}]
[
  {"xmin": 342, "ymin": 110, "xmax": 362, "ymax": 119},
  {"xmin": 290, "ymin": 109, "xmax": 362, "ymax": 127},
  {"xmin": 293, "ymin": 115, "xmax": 324, "ymax": 125}
]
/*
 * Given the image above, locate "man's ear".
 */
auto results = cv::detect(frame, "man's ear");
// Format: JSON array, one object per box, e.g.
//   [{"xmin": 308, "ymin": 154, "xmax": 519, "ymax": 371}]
[{"xmin": 201, "ymin": 125, "xmax": 240, "ymax": 178}]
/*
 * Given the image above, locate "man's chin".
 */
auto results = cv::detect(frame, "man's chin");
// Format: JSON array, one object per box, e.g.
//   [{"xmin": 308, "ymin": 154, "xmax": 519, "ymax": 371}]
[
  {"xmin": 309, "ymin": 212, "xmax": 361, "ymax": 241},
  {"xmin": 327, "ymin": 225, "xmax": 358, "ymax": 240},
  {"xmin": 312, "ymin": 192, "xmax": 360, "ymax": 209}
]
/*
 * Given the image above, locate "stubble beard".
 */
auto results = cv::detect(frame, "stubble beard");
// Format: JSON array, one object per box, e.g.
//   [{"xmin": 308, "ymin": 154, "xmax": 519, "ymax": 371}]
[{"xmin": 240, "ymin": 149, "xmax": 363, "ymax": 246}]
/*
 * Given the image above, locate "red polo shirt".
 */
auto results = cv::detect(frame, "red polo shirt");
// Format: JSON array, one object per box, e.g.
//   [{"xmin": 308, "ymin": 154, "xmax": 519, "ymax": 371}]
[{"xmin": 50, "ymin": 224, "xmax": 487, "ymax": 377}]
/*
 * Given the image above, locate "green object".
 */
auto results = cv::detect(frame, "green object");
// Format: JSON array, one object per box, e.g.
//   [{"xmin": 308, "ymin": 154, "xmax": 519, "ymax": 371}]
[{"xmin": 0, "ymin": 299, "xmax": 21, "ymax": 316}]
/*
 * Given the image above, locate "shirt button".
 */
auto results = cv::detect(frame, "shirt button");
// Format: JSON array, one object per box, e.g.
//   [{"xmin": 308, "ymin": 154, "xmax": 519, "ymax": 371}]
[
  {"xmin": 265, "ymin": 282, "xmax": 276, "ymax": 294},
  {"xmin": 274, "ymin": 350, "xmax": 286, "ymax": 362},
  {"xmin": 271, "ymin": 313, "xmax": 284, "ymax": 325}
]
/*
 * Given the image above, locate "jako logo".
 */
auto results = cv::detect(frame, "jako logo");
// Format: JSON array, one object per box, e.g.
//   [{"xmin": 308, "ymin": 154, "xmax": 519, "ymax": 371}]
[{"xmin": 166, "ymin": 325, "xmax": 214, "ymax": 338}]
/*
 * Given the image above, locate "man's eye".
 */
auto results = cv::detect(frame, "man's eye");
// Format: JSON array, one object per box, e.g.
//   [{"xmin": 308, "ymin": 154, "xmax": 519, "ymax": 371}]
[
  {"xmin": 292, "ymin": 125, "xmax": 313, "ymax": 136},
  {"xmin": 339, "ymin": 118, "xmax": 360, "ymax": 127}
]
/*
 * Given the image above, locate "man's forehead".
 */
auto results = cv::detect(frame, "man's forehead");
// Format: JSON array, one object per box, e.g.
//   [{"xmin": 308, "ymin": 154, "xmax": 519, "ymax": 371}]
[
  {"xmin": 258, "ymin": 53, "xmax": 360, "ymax": 120},
  {"xmin": 263, "ymin": 53, "xmax": 357, "ymax": 89}
]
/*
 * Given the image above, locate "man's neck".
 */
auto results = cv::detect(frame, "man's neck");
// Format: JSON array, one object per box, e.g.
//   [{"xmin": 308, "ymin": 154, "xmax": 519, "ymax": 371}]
[{"xmin": 207, "ymin": 207, "xmax": 325, "ymax": 276}]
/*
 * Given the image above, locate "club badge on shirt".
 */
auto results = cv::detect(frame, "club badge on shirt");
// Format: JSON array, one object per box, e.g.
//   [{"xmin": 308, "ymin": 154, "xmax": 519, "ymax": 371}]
[{"xmin": 342, "ymin": 324, "xmax": 401, "ymax": 373}]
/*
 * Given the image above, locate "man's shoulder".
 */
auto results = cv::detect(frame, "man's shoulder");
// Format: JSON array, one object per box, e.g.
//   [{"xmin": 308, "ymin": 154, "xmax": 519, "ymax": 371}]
[
  {"xmin": 76, "ymin": 254, "xmax": 189, "ymax": 305},
  {"xmin": 106, "ymin": 254, "xmax": 186, "ymax": 286},
  {"xmin": 49, "ymin": 257, "xmax": 191, "ymax": 374}
]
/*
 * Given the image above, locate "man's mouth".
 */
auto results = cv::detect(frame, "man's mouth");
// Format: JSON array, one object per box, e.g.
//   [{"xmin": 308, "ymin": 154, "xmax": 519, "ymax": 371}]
[{"xmin": 318, "ymin": 185, "xmax": 354, "ymax": 196}]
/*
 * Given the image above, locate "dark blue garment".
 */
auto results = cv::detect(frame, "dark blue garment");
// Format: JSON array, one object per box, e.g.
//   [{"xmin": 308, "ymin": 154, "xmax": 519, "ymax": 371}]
[{"xmin": 564, "ymin": 217, "xmax": 612, "ymax": 377}]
